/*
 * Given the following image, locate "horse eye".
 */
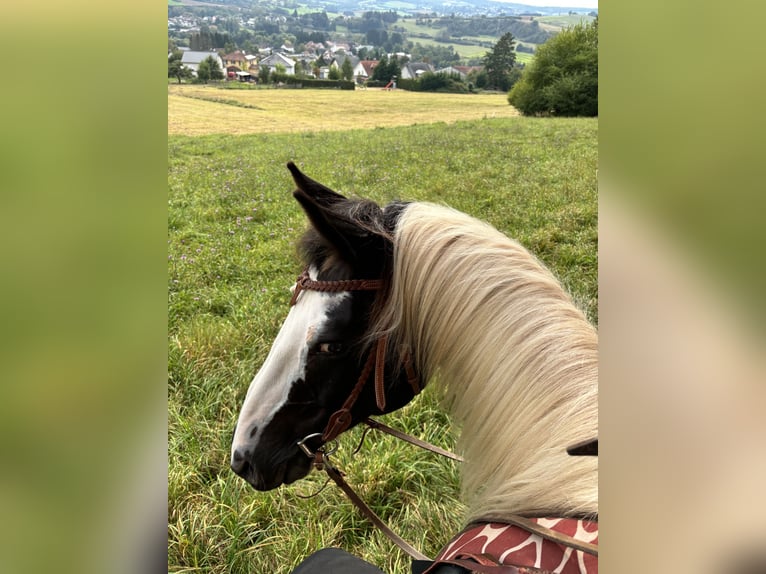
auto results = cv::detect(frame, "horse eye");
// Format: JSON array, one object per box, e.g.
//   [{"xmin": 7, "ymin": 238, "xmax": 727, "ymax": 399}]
[{"xmin": 317, "ymin": 342, "xmax": 344, "ymax": 354}]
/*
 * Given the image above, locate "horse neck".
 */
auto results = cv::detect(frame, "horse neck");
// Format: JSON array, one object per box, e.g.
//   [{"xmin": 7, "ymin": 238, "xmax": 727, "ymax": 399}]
[{"xmin": 380, "ymin": 203, "xmax": 598, "ymax": 521}]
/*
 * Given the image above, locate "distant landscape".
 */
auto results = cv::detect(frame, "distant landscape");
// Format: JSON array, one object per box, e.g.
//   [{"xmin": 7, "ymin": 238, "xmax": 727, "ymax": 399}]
[
  {"xmin": 168, "ymin": 0, "xmax": 596, "ymax": 68},
  {"xmin": 171, "ymin": 0, "xmax": 594, "ymax": 17}
]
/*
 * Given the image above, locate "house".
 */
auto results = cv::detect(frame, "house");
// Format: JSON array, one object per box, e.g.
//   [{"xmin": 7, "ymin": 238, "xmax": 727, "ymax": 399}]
[
  {"xmin": 331, "ymin": 54, "xmax": 359, "ymax": 75},
  {"xmin": 353, "ymin": 60, "xmax": 379, "ymax": 82},
  {"xmin": 180, "ymin": 50, "xmax": 224, "ymax": 77},
  {"xmin": 293, "ymin": 52, "xmax": 318, "ymax": 66},
  {"xmin": 400, "ymin": 62, "xmax": 434, "ymax": 80},
  {"xmin": 304, "ymin": 41, "xmax": 325, "ymax": 54},
  {"xmin": 436, "ymin": 65, "xmax": 483, "ymax": 80},
  {"xmin": 318, "ymin": 50, "xmax": 335, "ymax": 65},
  {"xmin": 326, "ymin": 41, "xmax": 350, "ymax": 54},
  {"xmin": 258, "ymin": 52, "xmax": 295, "ymax": 76},
  {"xmin": 222, "ymin": 50, "xmax": 248, "ymax": 71}
]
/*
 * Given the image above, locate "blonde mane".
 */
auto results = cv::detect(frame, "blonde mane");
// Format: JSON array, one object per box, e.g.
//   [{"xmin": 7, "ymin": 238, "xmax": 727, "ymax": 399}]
[{"xmin": 373, "ymin": 203, "xmax": 598, "ymax": 522}]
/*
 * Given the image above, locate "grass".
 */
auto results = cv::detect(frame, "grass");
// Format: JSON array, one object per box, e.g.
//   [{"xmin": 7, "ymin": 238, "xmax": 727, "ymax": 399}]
[{"xmin": 168, "ymin": 100, "xmax": 597, "ymax": 573}]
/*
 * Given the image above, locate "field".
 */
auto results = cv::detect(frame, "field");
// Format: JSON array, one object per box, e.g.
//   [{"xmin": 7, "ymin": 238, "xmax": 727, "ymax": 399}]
[
  {"xmin": 394, "ymin": 14, "xmax": 594, "ymax": 65},
  {"xmin": 535, "ymin": 14, "xmax": 597, "ymax": 31},
  {"xmin": 168, "ymin": 89, "xmax": 597, "ymax": 573},
  {"xmin": 168, "ymin": 85, "xmax": 520, "ymax": 135}
]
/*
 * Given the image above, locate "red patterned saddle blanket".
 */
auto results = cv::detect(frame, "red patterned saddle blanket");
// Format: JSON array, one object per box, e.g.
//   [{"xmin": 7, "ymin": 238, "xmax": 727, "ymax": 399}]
[{"xmin": 425, "ymin": 518, "xmax": 598, "ymax": 574}]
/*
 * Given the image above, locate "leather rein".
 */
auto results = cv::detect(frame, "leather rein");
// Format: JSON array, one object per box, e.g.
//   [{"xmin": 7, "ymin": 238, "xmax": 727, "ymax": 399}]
[{"xmin": 288, "ymin": 268, "xmax": 598, "ymax": 565}]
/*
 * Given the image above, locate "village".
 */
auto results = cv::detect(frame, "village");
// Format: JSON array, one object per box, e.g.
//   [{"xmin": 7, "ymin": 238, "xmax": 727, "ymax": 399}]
[
  {"xmin": 164, "ymin": 6, "xmax": 571, "ymax": 89},
  {"xmin": 172, "ymin": 43, "xmax": 483, "ymax": 87}
]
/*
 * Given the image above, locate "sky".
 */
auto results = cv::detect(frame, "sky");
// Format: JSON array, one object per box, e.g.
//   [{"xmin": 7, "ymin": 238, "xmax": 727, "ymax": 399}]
[{"xmin": 493, "ymin": 0, "xmax": 598, "ymax": 8}]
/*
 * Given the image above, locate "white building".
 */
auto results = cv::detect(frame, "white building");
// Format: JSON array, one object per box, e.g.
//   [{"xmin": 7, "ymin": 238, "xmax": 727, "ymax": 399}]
[
  {"xmin": 180, "ymin": 51, "xmax": 224, "ymax": 76},
  {"xmin": 258, "ymin": 53, "xmax": 296, "ymax": 76}
]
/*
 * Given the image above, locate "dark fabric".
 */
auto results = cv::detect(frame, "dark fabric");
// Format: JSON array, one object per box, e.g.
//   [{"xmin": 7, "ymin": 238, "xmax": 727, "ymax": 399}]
[
  {"xmin": 289, "ymin": 548, "xmax": 386, "ymax": 574},
  {"xmin": 411, "ymin": 560, "xmax": 470, "ymax": 574}
]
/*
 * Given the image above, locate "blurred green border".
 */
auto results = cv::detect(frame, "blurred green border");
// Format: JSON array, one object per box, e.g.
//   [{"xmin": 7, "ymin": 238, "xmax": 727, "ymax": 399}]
[
  {"xmin": 601, "ymin": 1, "xmax": 766, "ymax": 317},
  {"xmin": 2, "ymin": 0, "xmax": 766, "ymax": 572},
  {"xmin": 0, "ymin": 1, "xmax": 168, "ymax": 573}
]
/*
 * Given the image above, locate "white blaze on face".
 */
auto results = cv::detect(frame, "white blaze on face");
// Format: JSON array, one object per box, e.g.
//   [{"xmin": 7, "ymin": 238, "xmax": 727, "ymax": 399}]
[{"xmin": 231, "ymin": 269, "xmax": 347, "ymax": 464}]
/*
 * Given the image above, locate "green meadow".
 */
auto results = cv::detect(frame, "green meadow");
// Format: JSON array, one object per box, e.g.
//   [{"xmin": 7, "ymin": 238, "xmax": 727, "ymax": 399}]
[{"xmin": 168, "ymin": 111, "xmax": 597, "ymax": 573}]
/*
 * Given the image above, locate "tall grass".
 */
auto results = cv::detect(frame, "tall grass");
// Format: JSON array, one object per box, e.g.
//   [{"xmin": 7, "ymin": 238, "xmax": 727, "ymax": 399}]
[{"xmin": 168, "ymin": 116, "xmax": 597, "ymax": 573}]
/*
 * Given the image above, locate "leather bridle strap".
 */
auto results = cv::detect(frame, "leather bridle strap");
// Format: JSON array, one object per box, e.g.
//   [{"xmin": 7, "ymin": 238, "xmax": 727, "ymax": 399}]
[
  {"xmin": 364, "ymin": 418, "xmax": 464, "ymax": 463},
  {"xmin": 290, "ymin": 268, "xmax": 419, "ymax": 443},
  {"xmin": 321, "ymin": 339, "xmax": 381, "ymax": 443},
  {"xmin": 290, "ymin": 268, "xmax": 383, "ymax": 306},
  {"xmin": 479, "ymin": 514, "xmax": 599, "ymax": 557},
  {"xmin": 322, "ymin": 461, "xmax": 430, "ymax": 561}
]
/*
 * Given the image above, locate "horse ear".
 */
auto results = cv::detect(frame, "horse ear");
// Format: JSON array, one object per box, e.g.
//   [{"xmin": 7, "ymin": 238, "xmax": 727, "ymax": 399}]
[
  {"xmin": 287, "ymin": 162, "xmax": 347, "ymax": 206},
  {"xmin": 293, "ymin": 188, "xmax": 362, "ymax": 262}
]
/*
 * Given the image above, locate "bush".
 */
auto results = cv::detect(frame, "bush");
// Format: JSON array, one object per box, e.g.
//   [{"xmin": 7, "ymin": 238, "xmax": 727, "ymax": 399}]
[
  {"xmin": 397, "ymin": 78, "xmax": 419, "ymax": 91},
  {"xmin": 396, "ymin": 73, "xmax": 469, "ymax": 94},
  {"xmin": 508, "ymin": 19, "xmax": 598, "ymax": 116}
]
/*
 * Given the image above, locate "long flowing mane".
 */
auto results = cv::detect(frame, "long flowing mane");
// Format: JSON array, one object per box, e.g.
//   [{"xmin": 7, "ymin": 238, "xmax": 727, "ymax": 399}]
[{"xmin": 372, "ymin": 203, "xmax": 598, "ymax": 522}]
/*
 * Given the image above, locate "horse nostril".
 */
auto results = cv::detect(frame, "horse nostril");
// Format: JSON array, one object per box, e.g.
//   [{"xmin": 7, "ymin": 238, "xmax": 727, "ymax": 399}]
[{"xmin": 230, "ymin": 449, "xmax": 250, "ymax": 476}]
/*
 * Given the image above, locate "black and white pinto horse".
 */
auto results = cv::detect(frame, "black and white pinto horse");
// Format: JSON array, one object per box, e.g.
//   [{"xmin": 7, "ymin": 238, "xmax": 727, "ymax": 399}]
[{"xmin": 231, "ymin": 163, "xmax": 598, "ymax": 573}]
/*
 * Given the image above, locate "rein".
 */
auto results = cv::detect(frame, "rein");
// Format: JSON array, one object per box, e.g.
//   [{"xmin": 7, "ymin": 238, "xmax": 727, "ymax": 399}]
[{"xmin": 288, "ymin": 267, "xmax": 598, "ymax": 568}]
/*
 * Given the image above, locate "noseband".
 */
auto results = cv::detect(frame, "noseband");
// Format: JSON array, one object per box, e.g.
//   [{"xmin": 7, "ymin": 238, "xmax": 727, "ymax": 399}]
[{"xmin": 289, "ymin": 268, "xmax": 421, "ymax": 458}]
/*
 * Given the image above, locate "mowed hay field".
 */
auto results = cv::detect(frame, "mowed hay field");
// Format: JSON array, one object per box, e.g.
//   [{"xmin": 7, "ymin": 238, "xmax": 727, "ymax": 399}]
[
  {"xmin": 168, "ymin": 88, "xmax": 597, "ymax": 573},
  {"xmin": 168, "ymin": 84, "xmax": 519, "ymax": 135}
]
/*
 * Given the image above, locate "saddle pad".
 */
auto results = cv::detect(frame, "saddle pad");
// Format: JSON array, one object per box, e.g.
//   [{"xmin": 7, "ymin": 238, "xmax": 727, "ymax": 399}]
[{"xmin": 430, "ymin": 518, "xmax": 598, "ymax": 574}]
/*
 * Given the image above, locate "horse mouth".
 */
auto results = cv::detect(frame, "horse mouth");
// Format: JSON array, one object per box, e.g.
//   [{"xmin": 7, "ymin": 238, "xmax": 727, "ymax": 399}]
[{"xmin": 238, "ymin": 456, "xmax": 313, "ymax": 491}]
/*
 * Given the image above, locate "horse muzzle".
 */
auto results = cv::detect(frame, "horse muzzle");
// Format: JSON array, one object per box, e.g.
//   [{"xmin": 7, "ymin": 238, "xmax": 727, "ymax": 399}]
[{"xmin": 230, "ymin": 447, "xmax": 313, "ymax": 491}]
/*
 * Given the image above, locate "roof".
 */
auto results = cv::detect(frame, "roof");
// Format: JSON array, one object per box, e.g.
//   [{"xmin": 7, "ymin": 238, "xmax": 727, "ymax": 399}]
[
  {"xmin": 223, "ymin": 50, "xmax": 248, "ymax": 62},
  {"xmin": 358, "ymin": 60, "xmax": 379, "ymax": 76},
  {"xmin": 407, "ymin": 62, "xmax": 434, "ymax": 73},
  {"xmin": 333, "ymin": 54, "xmax": 359, "ymax": 68},
  {"xmin": 181, "ymin": 51, "xmax": 221, "ymax": 65},
  {"xmin": 259, "ymin": 53, "xmax": 295, "ymax": 67},
  {"xmin": 402, "ymin": 62, "xmax": 435, "ymax": 78},
  {"xmin": 453, "ymin": 65, "xmax": 483, "ymax": 75}
]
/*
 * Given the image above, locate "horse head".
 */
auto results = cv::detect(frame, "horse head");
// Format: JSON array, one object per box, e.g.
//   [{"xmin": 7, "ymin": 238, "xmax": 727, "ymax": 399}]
[{"xmin": 230, "ymin": 162, "xmax": 420, "ymax": 491}]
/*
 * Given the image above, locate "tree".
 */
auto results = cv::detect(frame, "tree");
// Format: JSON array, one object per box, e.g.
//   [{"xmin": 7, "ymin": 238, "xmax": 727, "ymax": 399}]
[
  {"xmin": 328, "ymin": 66, "xmax": 341, "ymax": 80},
  {"xmin": 196, "ymin": 59, "xmax": 210, "ymax": 83},
  {"xmin": 372, "ymin": 55, "xmax": 400, "ymax": 83},
  {"xmin": 371, "ymin": 55, "xmax": 391, "ymax": 82},
  {"xmin": 258, "ymin": 65, "xmax": 271, "ymax": 84},
  {"xmin": 508, "ymin": 18, "xmax": 598, "ymax": 116},
  {"xmin": 483, "ymin": 32, "xmax": 516, "ymax": 91},
  {"xmin": 272, "ymin": 63, "xmax": 288, "ymax": 84},
  {"xmin": 341, "ymin": 57, "xmax": 354, "ymax": 81},
  {"xmin": 168, "ymin": 59, "xmax": 193, "ymax": 84},
  {"xmin": 197, "ymin": 55, "xmax": 223, "ymax": 83}
]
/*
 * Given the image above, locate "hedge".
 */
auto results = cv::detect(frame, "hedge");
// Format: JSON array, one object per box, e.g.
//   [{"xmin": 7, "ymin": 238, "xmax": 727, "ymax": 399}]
[{"xmin": 284, "ymin": 78, "xmax": 355, "ymax": 90}]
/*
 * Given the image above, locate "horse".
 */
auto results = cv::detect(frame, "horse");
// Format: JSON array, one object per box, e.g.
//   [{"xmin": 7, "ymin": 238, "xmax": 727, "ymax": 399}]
[{"xmin": 230, "ymin": 162, "xmax": 598, "ymax": 573}]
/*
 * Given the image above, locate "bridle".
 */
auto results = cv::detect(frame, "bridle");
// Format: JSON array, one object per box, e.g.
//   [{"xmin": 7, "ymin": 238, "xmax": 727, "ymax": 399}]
[
  {"xmin": 286, "ymin": 267, "xmax": 598, "ymax": 566},
  {"xmin": 289, "ymin": 267, "xmax": 421, "ymax": 450}
]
